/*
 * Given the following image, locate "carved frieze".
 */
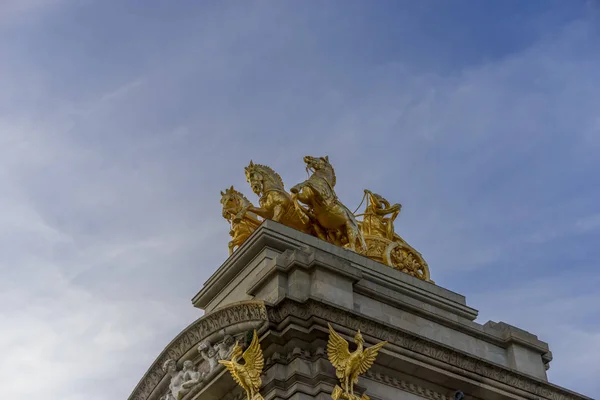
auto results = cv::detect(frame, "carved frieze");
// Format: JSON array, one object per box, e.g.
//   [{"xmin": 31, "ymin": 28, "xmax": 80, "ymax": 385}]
[
  {"xmin": 267, "ymin": 299, "xmax": 585, "ymax": 400},
  {"xmin": 129, "ymin": 302, "xmax": 267, "ymax": 400},
  {"xmin": 130, "ymin": 298, "xmax": 585, "ymax": 400}
]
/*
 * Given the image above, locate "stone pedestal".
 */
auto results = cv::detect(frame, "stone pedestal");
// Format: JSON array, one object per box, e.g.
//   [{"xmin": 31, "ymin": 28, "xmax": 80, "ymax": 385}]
[{"xmin": 129, "ymin": 220, "xmax": 591, "ymax": 400}]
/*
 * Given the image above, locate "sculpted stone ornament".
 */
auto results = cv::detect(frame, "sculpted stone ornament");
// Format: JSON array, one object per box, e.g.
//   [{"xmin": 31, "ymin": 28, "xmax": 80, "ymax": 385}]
[
  {"xmin": 219, "ymin": 330, "xmax": 265, "ymax": 400},
  {"xmin": 222, "ymin": 155, "xmax": 432, "ymax": 282},
  {"xmin": 129, "ymin": 302, "xmax": 268, "ymax": 400},
  {"xmin": 198, "ymin": 340, "xmax": 219, "ymax": 373},
  {"xmin": 327, "ymin": 324, "xmax": 387, "ymax": 400},
  {"xmin": 198, "ymin": 335, "xmax": 237, "ymax": 375},
  {"xmin": 217, "ymin": 335, "xmax": 236, "ymax": 359},
  {"xmin": 161, "ymin": 360, "xmax": 202, "ymax": 400},
  {"xmin": 180, "ymin": 361, "xmax": 202, "ymax": 393}
]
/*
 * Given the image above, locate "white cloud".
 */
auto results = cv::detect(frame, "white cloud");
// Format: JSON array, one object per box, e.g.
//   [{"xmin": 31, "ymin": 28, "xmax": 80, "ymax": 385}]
[
  {"xmin": 576, "ymin": 213, "xmax": 600, "ymax": 233},
  {"xmin": 0, "ymin": 0, "xmax": 69, "ymax": 26},
  {"xmin": 0, "ymin": 2, "xmax": 598, "ymax": 399},
  {"xmin": 471, "ymin": 275, "xmax": 600, "ymax": 395}
]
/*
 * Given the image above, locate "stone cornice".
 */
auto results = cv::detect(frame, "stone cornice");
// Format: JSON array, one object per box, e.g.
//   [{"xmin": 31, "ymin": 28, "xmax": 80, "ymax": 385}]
[
  {"xmin": 266, "ymin": 299, "xmax": 591, "ymax": 400},
  {"xmin": 128, "ymin": 301, "xmax": 268, "ymax": 400},
  {"xmin": 263, "ymin": 346, "xmax": 451, "ymax": 400},
  {"xmin": 192, "ymin": 222, "xmax": 306, "ymax": 309}
]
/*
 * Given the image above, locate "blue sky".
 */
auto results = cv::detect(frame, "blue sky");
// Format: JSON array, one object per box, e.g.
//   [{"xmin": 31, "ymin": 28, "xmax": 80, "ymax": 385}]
[{"xmin": 1, "ymin": 1, "xmax": 599, "ymax": 399}]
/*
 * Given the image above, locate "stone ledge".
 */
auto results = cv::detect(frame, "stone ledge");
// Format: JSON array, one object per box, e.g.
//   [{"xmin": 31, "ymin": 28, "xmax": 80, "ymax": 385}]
[
  {"xmin": 262, "ymin": 345, "xmax": 454, "ymax": 400},
  {"xmin": 266, "ymin": 298, "xmax": 592, "ymax": 400},
  {"xmin": 355, "ymin": 278, "xmax": 550, "ymax": 356},
  {"xmin": 245, "ymin": 243, "xmax": 549, "ymax": 370},
  {"xmin": 193, "ymin": 220, "xmax": 473, "ymax": 313}
]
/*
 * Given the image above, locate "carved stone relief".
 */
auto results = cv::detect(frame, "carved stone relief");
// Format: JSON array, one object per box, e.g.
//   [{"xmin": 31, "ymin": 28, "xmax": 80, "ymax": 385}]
[
  {"xmin": 158, "ymin": 335, "xmax": 239, "ymax": 400},
  {"xmin": 160, "ymin": 359, "xmax": 203, "ymax": 400},
  {"xmin": 129, "ymin": 302, "xmax": 267, "ymax": 400},
  {"xmin": 130, "ymin": 298, "xmax": 586, "ymax": 400},
  {"xmin": 267, "ymin": 299, "xmax": 586, "ymax": 400}
]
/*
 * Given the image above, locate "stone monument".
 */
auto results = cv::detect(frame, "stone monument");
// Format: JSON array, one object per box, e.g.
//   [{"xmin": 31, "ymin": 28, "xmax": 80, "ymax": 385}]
[{"xmin": 129, "ymin": 156, "xmax": 592, "ymax": 400}]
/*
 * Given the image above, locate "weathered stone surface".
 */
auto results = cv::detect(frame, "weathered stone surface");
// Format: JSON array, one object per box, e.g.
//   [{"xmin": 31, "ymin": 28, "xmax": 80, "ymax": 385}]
[
  {"xmin": 130, "ymin": 221, "xmax": 592, "ymax": 400},
  {"xmin": 128, "ymin": 301, "xmax": 268, "ymax": 400},
  {"xmin": 266, "ymin": 298, "xmax": 589, "ymax": 400}
]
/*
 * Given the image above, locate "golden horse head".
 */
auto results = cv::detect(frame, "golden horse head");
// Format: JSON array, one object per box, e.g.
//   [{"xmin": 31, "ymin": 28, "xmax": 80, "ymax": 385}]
[
  {"xmin": 220, "ymin": 185, "xmax": 252, "ymax": 220},
  {"xmin": 245, "ymin": 160, "xmax": 285, "ymax": 197},
  {"xmin": 302, "ymin": 155, "xmax": 336, "ymax": 187}
]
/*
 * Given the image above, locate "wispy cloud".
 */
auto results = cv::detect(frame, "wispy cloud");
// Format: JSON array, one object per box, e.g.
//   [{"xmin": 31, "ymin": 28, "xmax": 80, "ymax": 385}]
[{"xmin": 0, "ymin": 1, "xmax": 598, "ymax": 399}]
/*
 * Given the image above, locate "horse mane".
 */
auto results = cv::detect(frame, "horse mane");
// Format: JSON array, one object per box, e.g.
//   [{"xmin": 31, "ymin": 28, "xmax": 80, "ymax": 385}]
[
  {"xmin": 320, "ymin": 157, "xmax": 336, "ymax": 187},
  {"xmin": 254, "ymin": 164, "xmax": 285, "ymax": 188},
  {"xmin": 224, "ymin": 187, "xmax": 252, "ymax": 206}
]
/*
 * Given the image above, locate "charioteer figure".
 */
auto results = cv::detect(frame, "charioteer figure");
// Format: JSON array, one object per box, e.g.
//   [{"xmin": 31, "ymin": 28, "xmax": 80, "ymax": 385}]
[{"xmin": 359, "ymin": 189, "xmax": 401, "ymax": 241}]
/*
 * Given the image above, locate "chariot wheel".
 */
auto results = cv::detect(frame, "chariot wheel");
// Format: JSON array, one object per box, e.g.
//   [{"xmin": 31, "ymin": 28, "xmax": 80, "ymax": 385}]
[
  {"xmin": 383, "ymin": 241, "xmax": 432, "ymax": 282},
  {"xmin": 361, "ymin": 235, "xmax": 389, "ymax": 265}
]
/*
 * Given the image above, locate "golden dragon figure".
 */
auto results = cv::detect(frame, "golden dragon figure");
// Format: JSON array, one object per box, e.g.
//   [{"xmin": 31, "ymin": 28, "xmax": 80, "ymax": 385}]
[
  {"xmin": 218, "ymin": 330, "xmax": 265, "ymax": 400},
  {"xmin": 327, "ymin": 324, "xmax": 387, "ymax": 400}
]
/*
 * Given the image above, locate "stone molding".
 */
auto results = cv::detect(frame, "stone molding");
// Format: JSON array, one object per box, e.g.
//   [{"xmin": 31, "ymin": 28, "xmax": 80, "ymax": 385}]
[
  {"xmin": 363, "ymin": 370, "xmax": 451, "ymax": 400},
  {"xmin": 263, "ymin": 346, "xmax": 450, "ymax": 400},
  {"xmin": 266, "ymin": 299, "xmax": 589, "ymax": 400},
  {"xmin": 129, "ymin": 301, "xmax": 268, "ymax": 400},
  {"xmin": 222, "ymin": 389, "xmax": 245, "ymax": 400},
  {"xmin": 130, "ymin": 298, "xmax": 588, "ymax": 400}
]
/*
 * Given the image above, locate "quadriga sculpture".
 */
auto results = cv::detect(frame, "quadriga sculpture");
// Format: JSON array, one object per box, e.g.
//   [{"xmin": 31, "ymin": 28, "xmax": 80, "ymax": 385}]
[{"xmin": 220, "ymin": 155, "xmax": 433, "ymax": 282}]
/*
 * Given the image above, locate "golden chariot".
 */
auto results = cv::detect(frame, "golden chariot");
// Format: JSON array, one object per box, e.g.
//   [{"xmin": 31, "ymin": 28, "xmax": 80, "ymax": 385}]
[{"xmin": 220, "ymin": 156, "xmax": 432, "ymax": 283}]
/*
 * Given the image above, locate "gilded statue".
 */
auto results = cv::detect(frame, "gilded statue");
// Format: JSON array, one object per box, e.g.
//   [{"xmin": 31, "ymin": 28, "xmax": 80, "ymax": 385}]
[
  {"xmin": 327, "ymin": 324, "xmax": 387, "ymax": 400},
  {"xmin": 243, "ymin": 161, "xmax": 314, "ymax": 235},
  {"xmin": 220, "ymin": 156, "xmax": 433, "ymax": 283},
  {"xmin": 219, "ymin": 330, "xmax": 265, "ymax": 400},
  {"xmin": 359, "ymin": 189, "xmax": 401, "ymax": 241},
  {"xmin": 290, "ymin": 156, "xmax": 366, "ymax": 253},
  {"xmin": 358, "ymin": 189, "xmax": 432, "ymax": 282},
  {"xmin": 221, "ymin": 186, "xmax": 262, "ymax": 255}
]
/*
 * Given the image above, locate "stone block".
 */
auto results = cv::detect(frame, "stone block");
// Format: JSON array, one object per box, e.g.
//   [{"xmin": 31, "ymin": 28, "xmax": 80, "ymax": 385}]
[{"xmin": 133, "ymin": 222, "xmax": 592, "ymax": 400}]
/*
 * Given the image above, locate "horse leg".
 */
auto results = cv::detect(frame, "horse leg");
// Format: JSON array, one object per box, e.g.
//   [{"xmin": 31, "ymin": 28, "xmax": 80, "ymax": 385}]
[
  {"xmin": 245, "ymin": 205, "xmax": 273, "ymax": 220},
  {"xmin": 291, "ymin": 192, "xmax": 311, "ymax": 224},
  {"xmin": 290, "ymin": 182, "xmax": 305, "ymax": 195},
  {"xmin": 272, "ymin": 204, "xmax": 284, "ymax": 222},
  {"xmin": 228, "ymin": 241, "xmax": 235, "ymax": 255},
  {"xmin": 345, "ymin": 220, "xmax": 367, "ymax": 253},
  {"xmin": 345, "ymin": 222, "xmax": 357, "ymax": 252}
]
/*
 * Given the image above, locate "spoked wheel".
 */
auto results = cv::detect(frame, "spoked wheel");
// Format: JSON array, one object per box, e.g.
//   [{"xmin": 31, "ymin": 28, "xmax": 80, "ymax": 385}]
[{"xmin": 383, "ymin": 241, "xmax": 432, "ymax": 282}]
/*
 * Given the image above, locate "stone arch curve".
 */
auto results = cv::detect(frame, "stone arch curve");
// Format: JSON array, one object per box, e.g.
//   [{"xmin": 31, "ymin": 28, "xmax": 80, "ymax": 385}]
[{"xmin": 128, "ymin": 301, "xmax": 268, "ymax": 400}]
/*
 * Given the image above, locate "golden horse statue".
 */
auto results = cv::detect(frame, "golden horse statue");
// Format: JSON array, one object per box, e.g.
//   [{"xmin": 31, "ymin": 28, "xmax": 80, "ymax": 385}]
[
  {"xmin": 221, "ymin": 186, "xmax": 262, "ymax": 255},
  {"xmin": 219, "ymin": 157, "xmax": 433, "ymax": 283},
  {"xmin": 241, "ymin": 161, "xmax": 314, "ymax": 235},
  {"xmin": 290, "ymin": 156, "xmax": 366, "ymax": 253}
]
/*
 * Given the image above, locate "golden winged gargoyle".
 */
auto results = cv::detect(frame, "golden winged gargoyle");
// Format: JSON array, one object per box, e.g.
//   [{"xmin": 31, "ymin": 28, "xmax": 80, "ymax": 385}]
[
  {"xmin": 327, "ymin": 324, "xmax": 387, "ymax": 400},
  {"xmin": 218, "ymin": 330, "xmax": 265, "ymax": 400}
]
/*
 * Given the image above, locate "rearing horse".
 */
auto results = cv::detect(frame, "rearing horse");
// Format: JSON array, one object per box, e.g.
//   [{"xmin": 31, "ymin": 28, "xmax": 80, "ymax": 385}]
[
  {"xmin": 221, "ymin": 186, "xmax": 262, "ymax": 255},
  {"xmin": 240, "ymin": 161, "xmax": 313, "ymax": 235},
  {"xmin": 290, "ymin": 156, "xmax": 367, "ymax": 253}
]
